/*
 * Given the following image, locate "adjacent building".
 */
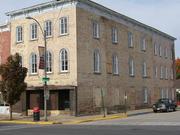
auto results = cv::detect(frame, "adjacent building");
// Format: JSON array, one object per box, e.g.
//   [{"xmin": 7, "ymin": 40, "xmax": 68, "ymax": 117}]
[
  {"xmin": 0, "ymin": 23, "xmax": 11, "ymax": 106},
  {"xmin": 5, "ymin": 0, "xmax": 176, "ymax": 115}
]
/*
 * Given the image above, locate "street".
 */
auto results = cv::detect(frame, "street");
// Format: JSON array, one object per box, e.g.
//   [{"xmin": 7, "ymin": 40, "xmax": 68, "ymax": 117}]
[{"xmin": 1, "ymin": 110, "xmax": 180, "ymax": 135}]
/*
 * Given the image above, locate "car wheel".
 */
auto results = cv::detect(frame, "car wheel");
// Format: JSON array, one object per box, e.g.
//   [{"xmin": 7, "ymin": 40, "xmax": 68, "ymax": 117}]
[
  {"xmin": 173, "ymin": 108, "xmax": 176, "ymax": 111},
  {"xmin": 153, "ymin": 110, "xmax": 157, "ymax": 113}
]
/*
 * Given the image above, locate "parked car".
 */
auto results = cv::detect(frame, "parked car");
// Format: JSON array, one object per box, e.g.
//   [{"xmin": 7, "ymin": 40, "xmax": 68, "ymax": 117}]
[{"xmin": 152, "ymin": 98, "xmax": 177, "ymax": 113}]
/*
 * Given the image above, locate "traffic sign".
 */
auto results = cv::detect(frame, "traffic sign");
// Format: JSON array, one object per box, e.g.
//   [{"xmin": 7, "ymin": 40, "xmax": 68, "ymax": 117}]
[{"xmin": 42, "ymin": 77, "xmax": 50, "ymax": 82}]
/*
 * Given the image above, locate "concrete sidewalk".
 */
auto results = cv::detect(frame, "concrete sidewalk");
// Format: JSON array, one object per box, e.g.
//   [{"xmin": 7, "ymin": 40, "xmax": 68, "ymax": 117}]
[{"xmin": 0, "ymin": 108, "xmax": 152, "ymax": 125}]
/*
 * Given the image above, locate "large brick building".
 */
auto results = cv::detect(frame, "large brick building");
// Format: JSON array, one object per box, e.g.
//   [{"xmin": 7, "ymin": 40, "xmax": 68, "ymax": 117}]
[
  {"xmin": 5, "ymin": 0, "xmax": 176, "ymax": 115},
  {"xmin": 0, "ymin": 23, "xmax": 11, "ymax": 105}
]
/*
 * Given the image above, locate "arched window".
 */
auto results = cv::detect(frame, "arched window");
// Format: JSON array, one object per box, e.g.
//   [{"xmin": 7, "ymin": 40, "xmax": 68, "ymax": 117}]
[
  {"xmin": 112, "ymin": 55, "xmax": 119, "ymax": 75},
  {"xmin": 142, "ymin": 61, "xmax": 147, "ymax": 77},
  {"xmin": 94, "ymin": 49, "xmax": 100, "ymax": 73},
  {"xmin": 46, "ymin": 51, "xmax": 52, "ymax": 73},
  {"xmin": 30, "ymin": 53, "xmax": 37, "ymax": 74},
  {"xmin": 60, "ymin": 49, "xmax": 68, "ymax": 72}
]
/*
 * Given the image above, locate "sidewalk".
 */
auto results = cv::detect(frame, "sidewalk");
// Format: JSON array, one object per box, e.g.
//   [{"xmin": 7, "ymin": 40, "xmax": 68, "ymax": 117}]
[{"xmin": 0, "ymin": 108, "xmax": 152, "ymax": 125}]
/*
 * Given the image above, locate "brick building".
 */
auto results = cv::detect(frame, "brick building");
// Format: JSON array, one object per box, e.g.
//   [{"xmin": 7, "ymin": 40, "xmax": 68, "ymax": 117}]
[
  {"xmin": 6, "ymin": 0, "xmax": 176, "ymax": 115},
  {"xmin": 0, "ymin": 23, "xmax": 11, "ymax": 105}
]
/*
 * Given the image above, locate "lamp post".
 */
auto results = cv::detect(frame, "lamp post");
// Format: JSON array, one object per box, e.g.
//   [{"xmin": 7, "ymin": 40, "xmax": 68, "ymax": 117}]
[{"xmin": 26, "ymin": 16, "xmax": 48, "ymax": 121}]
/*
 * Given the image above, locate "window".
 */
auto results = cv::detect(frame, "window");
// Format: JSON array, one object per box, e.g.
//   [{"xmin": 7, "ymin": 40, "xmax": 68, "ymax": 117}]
[
  {"xmin": 30, "ymin": 53, "xmax": 37, "ymax": 74},
  {"xmin": 30, "ymin": 23, "xmax": 37, "ymax": 40},
  {"xmin": 93, "ymin": 21, "xmax": 100, "ymax": 39},
  {"xmin": 160, "ymin": 88, "xmax": 165, "ymax": 98},
  {"xmin": 160, "ymin": 66, "xmax": 163, "ymax": 79},
  {"xmin": 94, "ymin": 49, "xmax": 101, "ymax": 73},
  {"xmin": 154, "ymin": 43, "xmax": 158, "ymax": 55},
  {"xmin": 170, "ymin": 68, "xmax": 174, "ymax": 80},
  {"xmin": 112, "ymin": 27, "xmax": 118, "ymax": 43},
  {"xmin": 154, "ymin": 66, "xmax": 158, "ymax": 78},
  {"xmin": 16, "ymin": 26, "xmax": 23, "ymax": 42},
  {"xmin": 60, "ymin": 49, "xmax": 68, "ymax": 72},
  {"xmin": 141, "ymin": 38, "xmax": 146, "ymax": 51},
  {"xmin": 170, "ymin": 48, "xmax": 173, "ymax": 60},
  {"xmin": 142, "ymin": 62, "xmax": 147, "ymax": 77},
  {"xmin": 46, "ymin": 51, "xmax": 52, "ymax": 73},
  {"xmin": 60, "ymin": 17, "xmax": 68, "ymax": 35},
  {"xmin": 45, "ymin": 20, "xmax": 52, "ymax": 37},
  {"xmin": 159, "ymin": 45, "xmax": 162, "ymax": 57},
  {"xmin": 165, "ymin": 67, "xmax": 168, "ymax": 79},
  {"xmin": 128, "ymin": 32, "xmax": 133, "ymax": 48},
  {"xmin": 143, "ymin": 88, "xmax": 148, "ymax": 103},
  {"xmin": 112, "ymin": 55, "xmax": 119, "ymax": 75},
  {"xmin": 165, "ymin": 47, "xmax": 168, "ymax": 58},
  {"xmin": 129, "ymin": 58, "xmax": 135, "ymax": 77}
]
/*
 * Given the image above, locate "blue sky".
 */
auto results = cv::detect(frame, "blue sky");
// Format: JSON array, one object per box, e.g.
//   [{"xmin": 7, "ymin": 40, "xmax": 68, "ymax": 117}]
[{"xmin": 0, "ymin": 0, "xmax": 179, "ymax": 58}]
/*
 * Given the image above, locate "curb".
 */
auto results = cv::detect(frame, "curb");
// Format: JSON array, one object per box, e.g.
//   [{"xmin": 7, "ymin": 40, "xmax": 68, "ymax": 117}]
[
  {"xmin": 63, "ymin": 113, "xmax": 127, "ymax": 125},
  {"xmin": 0, "ymin": 120, "xmax": 61, "ymax": 125}
]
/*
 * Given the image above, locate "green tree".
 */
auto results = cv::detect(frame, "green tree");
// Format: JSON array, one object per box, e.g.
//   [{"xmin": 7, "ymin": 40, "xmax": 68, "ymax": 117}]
[{"xmin": 0, "ymin": 53, "xmax": 27, "ymax": 120}]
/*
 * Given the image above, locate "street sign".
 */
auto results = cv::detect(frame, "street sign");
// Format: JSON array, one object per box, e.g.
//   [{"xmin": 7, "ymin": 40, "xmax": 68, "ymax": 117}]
[{"xmin": 42, "ymin": 77, "xmax": 50, "ymax": 82}]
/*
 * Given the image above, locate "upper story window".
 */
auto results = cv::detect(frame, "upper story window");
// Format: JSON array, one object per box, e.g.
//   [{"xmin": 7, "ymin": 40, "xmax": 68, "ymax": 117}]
[
  {"xmin": 16, "ymin": 26, "xmax": 23, "ymax": 43},
  {"xmin": 165, "ymin": 67, "xmax": 168, "ymax": 79},
  {"xmin": 160, "ymin": 66, "xmax": 164, "ymax": 79},
  {"xmin": 46, "ymin": 51, "xmax": 52, "ymax": 73},
  {"xmin": 165, "ymin": 47, "xmax": 168, "ymax": 58},
  {"xmin": 30, "ymin": 53, "xmax": 37, "ymax": 74},
  {"xmin": 112, "ymin": 27, "xmax": 118, "ymax": 44},
  {"xmin": 142, "ymin": 62, "xmax": 147, "ymax": 77},
  {"xmin": 94, "ymin": 49, "xmax": 101, "ymax": 73},
  {"xmin": 170, "ymin": 68, "xmax": 174, "ymax": 80},
  {"xmin": 30, "ymin": 23, "xmax": 37, "ymax": 40},
  {"xmin": 154, "ymin": 66, "xmax": 158, "ymax": 78},
  {"xmin": 159, "ymin": 45, "xmax": 162, "ymax": 57},
  {"xmin": 129, "ymin": 58, "xmax": 135, "ymax": 77},
  {"xmin": 112, "ymin": 55, "xmax": 119, "ymax": 75},
  {"xmin": 128, "ymin": 32, "xmax": 133, "ymax": 48},
  {"xmin": 93, "ymin": 21, "xmax": 100, "ymax": 39},
  {"xmin": 60, "ymin": 48, "xmax": 68, "ymax": 72},
  {"xmin": 60, "ymin": 17, "xmax": 68, "ymax": 35},
  {"xmin": 143, "ymin": 88, "xmax": 148, "ymax": 103},
  {"xmin": 19, "ymin": 55, "xmax": 23, "ymax": 67},
  {"xmin": 170, "ymin": 47, "xmax": 173, "ymax": 60},
  {"xmin": 141, "ymin": 38, "xmax": 146, "ymax": 51},
  {"xmin": 45, "ymin": 20, "xmax": 52, "ymax": 37},
  {"xmin": 154, "ymin": 43, "xmax": 158, "ymax": 56}
]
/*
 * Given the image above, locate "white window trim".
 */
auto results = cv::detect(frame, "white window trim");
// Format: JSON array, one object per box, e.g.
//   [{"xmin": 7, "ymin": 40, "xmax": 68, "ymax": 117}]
[
  {"xmin": 93, "ymin": 21, "xmax": 100, "ymax": 39},
  {"xmin": 143, "ymin": 88, "xmax": 148, "ymax": 103},
  {"xmin": 59, "ymin": 17, "xmax": 69, "ymax": 36},
  {"xmin": 154, "ymin": 43, "xmax": 158, "ymax": 55},
  {"xmin": 112, "ymin": 55, "xmax": 119, "ymax": 75},
  {"xmin": 128, "ymin": 32, "xmax": 133, "ymax": 48},
  {"xmin": 112, "ymin": 27, "xmax": 118, "ymax": 44},
  {"xmin": 155, "ymin": 66, "xmax": 158, "ymax": 78},
  {"xmin": 159, "ymin": 45, "xmax": 162, "ymax": 57},
  {"xmin": 30, "ymin": 53, "xmax": 38, "ymax": 74},
  {"xmin": 44, "ymin": 20, "xmax": 52, "ymax": 38},
  {"xmin": 16, "ymin": 26, "xmax": 23, "ymax": 43},
  {"xmin": 46, "ymin": 51, "xmax": 52, "ymax": 73},
  {"xmin": 165, "ymin": 47, "xmax": 168, "ymax": 58},
  {"xmin": 94, "ymin": 50, "xmax": 101, "ymax": 73},
  {"xmin": 30, "ymin": 23, "xmax": 38, "ymax": 40},
  {"xmin": 129, "ymin": 58, "xmax": 135, "ymax": 77},
  {"xmin": 142, "ymin": 62, "xmax": 147, "ymax": 77},
  {"xmin": 142, "ymin": 38, "xmax": 146, "ymax": 51},
  {"xmin": 60, "ymin": 49, "xmax": 69, "ymax": 73}
]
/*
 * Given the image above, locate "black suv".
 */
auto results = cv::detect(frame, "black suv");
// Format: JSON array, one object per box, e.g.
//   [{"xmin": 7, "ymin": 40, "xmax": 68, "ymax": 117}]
[{"xmin": 152, "ymin": 98, "xmax": 177, "ymax": 113}]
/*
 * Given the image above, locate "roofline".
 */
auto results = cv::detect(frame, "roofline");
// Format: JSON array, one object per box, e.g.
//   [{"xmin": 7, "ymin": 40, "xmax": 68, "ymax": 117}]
[{"xmin": 5, "ymin": 0, "xmax": 176, "ymax": 41}]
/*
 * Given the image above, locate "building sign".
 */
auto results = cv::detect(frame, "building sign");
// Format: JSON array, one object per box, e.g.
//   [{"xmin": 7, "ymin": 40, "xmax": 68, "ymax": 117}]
[{"xmin": 38, "ymin": 46, "xmax": 45, "ymax": 69}]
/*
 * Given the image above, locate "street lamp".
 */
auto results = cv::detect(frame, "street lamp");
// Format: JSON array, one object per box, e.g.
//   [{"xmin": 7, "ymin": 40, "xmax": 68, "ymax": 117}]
[{"xmin": 26, "ymin": 16, "xmax": 48, "ymax": 121}]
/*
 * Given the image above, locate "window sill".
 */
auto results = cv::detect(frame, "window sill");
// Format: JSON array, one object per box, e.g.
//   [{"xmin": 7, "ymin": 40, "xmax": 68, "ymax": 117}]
[
  {"xmin": 30, "ymin": 38, "xmax": 38, "ymax": 41},
  {"xmin": 93, "ymin": 37, "xmax": 100, "ymax": 40},
  {"xmin": 46, "ymin": 36, "xmax": 53, "ymax": 39},
  {"xmin": 29, "ymin": 73, "xmax": 38, "ymax": 76},
  {"xmin": 59, "ymin": 33, "xmax": 69, "ymax": 37},
  {"xmin": 94, "ymin": 72, "xmax": 101, "ymax": 75},
  {"xmin": 112, "ymin": 41, "xmax": 118, "ymax": 44},
  {"xmin": 113, "ymin": 73, "xmax": 119, "ymax": 76},
  {"xmin": 47, "ymin": 72, "xmax": 53, "ymax": 75},
  {"xmin": 16, "ymin": 41, "xmax": 24, "ymax": 44},
  {"xmin": 59, "ymin": 71, "xmax": 69, "ymax": 74},
  {"xmin": 129, "ymin": 75, "xmax": 135, "ymax": 77}
]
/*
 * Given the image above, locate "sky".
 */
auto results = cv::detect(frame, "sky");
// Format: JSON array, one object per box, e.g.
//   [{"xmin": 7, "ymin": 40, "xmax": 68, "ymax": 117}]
[{"xmin": 0, "ymin": 0, "xmax": 179, "ymax": 58}]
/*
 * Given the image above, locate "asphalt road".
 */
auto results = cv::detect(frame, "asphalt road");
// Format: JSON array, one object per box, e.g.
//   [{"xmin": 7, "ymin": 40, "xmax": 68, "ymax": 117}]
[{"xmin": 0, "ymin": 125, "xmax": 180, "ymax": 135}]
